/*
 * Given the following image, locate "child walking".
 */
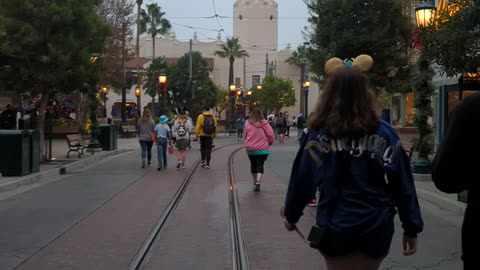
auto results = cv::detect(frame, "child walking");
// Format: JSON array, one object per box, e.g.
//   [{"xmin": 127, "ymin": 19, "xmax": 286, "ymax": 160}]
[{"xmin": 155, "ymin": 115, "xmax": 172, "ymax": 170}]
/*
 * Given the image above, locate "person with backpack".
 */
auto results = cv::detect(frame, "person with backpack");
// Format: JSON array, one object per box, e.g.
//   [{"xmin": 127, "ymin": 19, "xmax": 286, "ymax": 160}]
[
  {"xmin": 195, "ymin": 106, "xmax": 217, "ymax": 169},
  {"xmin": 173, "ymin": 110, "xmax": 192, "ymax": 169},
  {"xmin": 275, "ymin": 112, "xmax": 287, "ymax": 144}
]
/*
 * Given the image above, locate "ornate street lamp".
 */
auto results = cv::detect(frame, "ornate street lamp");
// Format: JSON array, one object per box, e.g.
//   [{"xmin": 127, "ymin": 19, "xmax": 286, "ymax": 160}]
[
  {"xmin": 228, "ymin": 85, "xmax": 237, "ymax": 130},
  {"xmin": 135, "ymin": 86, "xmax": 141, "ymax": 120},
  {"xmin": 101, "ymin": 86, "xmax": 109, "ymax": 118},
  {"xmin": 415, "ymin": 1, "xmax": 436, "ymax": 27},
  {"xmin": 85, "ymin": 53, "xmax": 103, "ymax": 155},
  {"xmin": 256, "ymin": 85, "xmax": 262, "ymax": 91},
  {"xmin": 411, "ymin": 1, "xmax": 437, "ymax": 174},
  {"xmin": 158, "ymin": 74, "xmax": 167, "ymax": 114},
  {"xmin": 302, "ymin": 81, "xmax": 311, "ymax": 116}
]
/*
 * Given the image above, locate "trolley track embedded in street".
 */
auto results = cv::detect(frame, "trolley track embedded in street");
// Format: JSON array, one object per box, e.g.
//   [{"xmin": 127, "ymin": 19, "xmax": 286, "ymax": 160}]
[{"xmin": 127, "ymin": 143, "xmax": 248, "ymax": 270}]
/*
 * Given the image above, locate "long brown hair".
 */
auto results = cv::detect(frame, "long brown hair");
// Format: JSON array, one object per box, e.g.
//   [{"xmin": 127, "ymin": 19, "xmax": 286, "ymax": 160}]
[
  {"xmin": 139, "ymin": 108, "xmax": 153, "ymax": 125},
  {"xmin": 249, "ymin": 108, "xmax": 265, "ymax": 123},
  {"xmin": 308, "ymin": 67, "xmax": 379, "ymax": 139}
]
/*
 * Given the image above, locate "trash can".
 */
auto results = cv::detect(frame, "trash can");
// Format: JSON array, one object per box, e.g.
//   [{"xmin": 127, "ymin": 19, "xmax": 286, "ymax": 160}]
[
  {"xmin": 98, "ymin": 124, "xmax": 116, "ymax": 151},
  {"xmin": 0, "ymin": 130, "xmax": 31, "ymax": 176},
  {"xmin": 112, "ymin": 124, "xmax": 118, "ymax": 150},
  {"xmin": 27, "ymin": 129, "xmax": 40, "ymax": 173}
]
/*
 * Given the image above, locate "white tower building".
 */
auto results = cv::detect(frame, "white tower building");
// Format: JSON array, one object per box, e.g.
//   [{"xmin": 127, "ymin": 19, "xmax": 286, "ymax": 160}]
[{"xmin": 233, "ymin": 0, "xmax": 278, "ymax": 89}]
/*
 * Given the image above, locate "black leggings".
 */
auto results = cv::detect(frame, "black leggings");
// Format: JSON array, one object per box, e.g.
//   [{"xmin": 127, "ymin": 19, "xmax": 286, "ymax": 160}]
[{"xmin": 248, "ymin": 154, "xmax": 269, "ymax": 174}]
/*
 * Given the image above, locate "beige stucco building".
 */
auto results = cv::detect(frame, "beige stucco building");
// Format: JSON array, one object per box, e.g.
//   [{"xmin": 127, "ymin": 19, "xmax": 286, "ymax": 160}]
[{"xmin": 105, "ymin": 0, "xmax": 320, "ymax": 119}]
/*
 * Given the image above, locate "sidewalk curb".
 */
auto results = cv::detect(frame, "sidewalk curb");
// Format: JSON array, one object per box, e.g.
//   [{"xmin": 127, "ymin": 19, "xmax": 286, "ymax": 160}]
[
  {"xmin": 0, "ymin": 149, "xmax": 128, "ymax": 194},
  {"xmin": 413, "ymin": 174, "xmax": 466, "ymax": 215}
]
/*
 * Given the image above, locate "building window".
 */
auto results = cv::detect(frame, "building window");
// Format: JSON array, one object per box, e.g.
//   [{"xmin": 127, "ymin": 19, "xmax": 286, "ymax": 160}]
[
  {"xmin": 391, "ymin": 92, "xmax": 415, "ymax": 127},
  {"xmin": 405, "ymin": 92, "xmax": 415, "ymax": 127}
]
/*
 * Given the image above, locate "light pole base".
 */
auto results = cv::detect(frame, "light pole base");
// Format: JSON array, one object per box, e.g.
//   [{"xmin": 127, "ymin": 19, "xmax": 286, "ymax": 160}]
[
  {"xmin": 86, "ymin": 139, "xmax": 102, "ymax": 155},
  {"xmin": 413, "ymin": 155, "xmax": 431, "ymax": 174}
]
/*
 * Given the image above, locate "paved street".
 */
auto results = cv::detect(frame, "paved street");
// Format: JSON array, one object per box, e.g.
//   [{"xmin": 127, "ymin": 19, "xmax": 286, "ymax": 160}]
[{"xmin": 0, "ymin": 137, "xmax": 465, "ymax": 270}]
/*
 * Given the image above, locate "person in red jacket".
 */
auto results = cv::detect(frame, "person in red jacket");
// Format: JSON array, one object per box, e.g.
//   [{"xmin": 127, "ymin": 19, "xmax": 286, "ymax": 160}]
[{"xmin": 244, "ymin": 108, "xmax": 275, "ymax": 191}]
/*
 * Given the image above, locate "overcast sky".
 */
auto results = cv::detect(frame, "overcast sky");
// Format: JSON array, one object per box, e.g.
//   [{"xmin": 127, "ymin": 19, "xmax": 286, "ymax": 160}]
[{"xmin": 144, "ymin": 0, "xmax": 309, "ymax": 50}]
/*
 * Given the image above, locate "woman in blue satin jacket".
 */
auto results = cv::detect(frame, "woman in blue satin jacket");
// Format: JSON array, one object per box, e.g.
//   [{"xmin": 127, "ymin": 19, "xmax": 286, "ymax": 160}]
[{"xmin": 283, "ymin": 59, "xmax": 423, "ymax": 270}]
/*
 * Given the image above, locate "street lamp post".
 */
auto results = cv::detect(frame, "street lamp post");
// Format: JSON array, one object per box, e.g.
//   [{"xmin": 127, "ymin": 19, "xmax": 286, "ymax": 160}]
[
  {"xmin": 302, "ymin": 81, "xmax": 310, "ymax": 116},
  {"xmin": 246, "ymin": 90, "xmax": 253, "ymax": 114},
  {"xmin": 412, "ymin": 0, "xmax": 437, "ymax": 174},
  {"xmin": 229, "ymin": 84, "xmax": 236, "ymax": 130},
  {"xmin": 135, "ymin": 86, "xmax": 141, "ymax": 124},
  {"xmin": 158, "ymin": 74, "xmax": 167, "ymax": 114},
  {"xmin": 86, "ymin": 54, "xmax": 102, "ymax": 154},
  {"xmin": 101, "ymin": 86, "xmax": 109, "ymax": 118}
]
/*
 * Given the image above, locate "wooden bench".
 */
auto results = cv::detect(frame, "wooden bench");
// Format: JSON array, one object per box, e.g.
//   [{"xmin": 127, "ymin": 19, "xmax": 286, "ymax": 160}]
[
  {"xmin": 121, "ymin": 125, "xmax": 137, "ymax": 137},
  {"xmin": 65, "ymin": 134, "xmax": 90, "ymax": 158}
]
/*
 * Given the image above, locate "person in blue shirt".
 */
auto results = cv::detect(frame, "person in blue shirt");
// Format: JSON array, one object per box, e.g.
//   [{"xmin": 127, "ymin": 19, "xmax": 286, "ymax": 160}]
[
  {"xmin": 236, "ymin": 115, "xmax": 245, "ymax": 139},
  {"xmin": 283, "ymin": 55, "xmax": 423, "ymax": 270}
]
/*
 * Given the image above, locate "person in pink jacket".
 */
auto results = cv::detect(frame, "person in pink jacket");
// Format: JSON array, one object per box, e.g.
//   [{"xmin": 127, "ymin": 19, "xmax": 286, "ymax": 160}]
[{"xmin": 244, "ymin": 108, "xmax": 275, "ymax": 191}]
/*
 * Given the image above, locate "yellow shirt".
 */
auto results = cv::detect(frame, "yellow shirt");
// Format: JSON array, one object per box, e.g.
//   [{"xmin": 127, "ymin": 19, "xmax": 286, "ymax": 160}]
[{"xmin": 195, "ymin": 112, "xmax": 217, "ymax": 137}]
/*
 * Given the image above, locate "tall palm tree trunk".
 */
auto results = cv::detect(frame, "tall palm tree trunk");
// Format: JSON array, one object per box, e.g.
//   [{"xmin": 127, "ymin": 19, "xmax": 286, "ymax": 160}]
[{"xmin": 152, "ymin": 35, "xmax": 156, "ymax": 60}]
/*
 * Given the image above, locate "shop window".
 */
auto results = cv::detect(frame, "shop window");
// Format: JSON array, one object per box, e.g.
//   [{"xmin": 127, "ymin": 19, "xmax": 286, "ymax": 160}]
[
  {"xmin": 405, "ymin": 92, "xmax": 415, "ymax": 127},
  {"xmin": 391, "ymin": 95, "xmax": 401, "ymax": 126}
]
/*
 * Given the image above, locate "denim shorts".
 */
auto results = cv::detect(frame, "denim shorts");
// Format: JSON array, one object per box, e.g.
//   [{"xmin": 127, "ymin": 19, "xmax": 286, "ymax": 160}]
[{"xmin": 316, "ymin": 217, "xmax": 395, "ymax": 260}]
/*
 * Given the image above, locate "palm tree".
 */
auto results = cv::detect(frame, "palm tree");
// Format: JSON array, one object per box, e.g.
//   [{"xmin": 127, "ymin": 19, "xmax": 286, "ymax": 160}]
[
  {"xmin": 139, "ymin": 3, "xmax": 171, "ymax": 60},
  {"xmin": 286, "ymin": 45, "xmax": 308, "ymax": 115},
  {"xmin": 214, "ymin": 37, "xmax": 249, "ymax": 127}
]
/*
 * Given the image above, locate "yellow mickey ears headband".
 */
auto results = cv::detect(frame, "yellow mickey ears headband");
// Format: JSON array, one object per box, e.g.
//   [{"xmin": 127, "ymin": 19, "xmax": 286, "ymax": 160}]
[{"xmin": 324, "ymin": 54, "xmax": 374, "ymax": 76}]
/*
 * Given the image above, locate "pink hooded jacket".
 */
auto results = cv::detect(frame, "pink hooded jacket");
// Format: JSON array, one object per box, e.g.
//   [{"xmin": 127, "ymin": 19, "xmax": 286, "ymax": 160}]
[{"xmin": 244, "ymin": 119, "xmax": 275, "ymax": 151}]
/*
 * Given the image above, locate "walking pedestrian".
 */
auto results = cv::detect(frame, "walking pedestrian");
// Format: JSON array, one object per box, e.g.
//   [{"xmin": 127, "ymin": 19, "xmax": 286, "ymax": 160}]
[
  {"xmin": 137, "ymin": 108, "xmax": 156, "ymax": 168},
  {"xmin": 0, "ymin": 104, "xmax": 16, "ymax": 129},
  {"xmin": 173, "ymin": 111, "xmax": 192, "ymax": 169},
  {"xmin": 275, "ymin": 112, "xmax": 287, "ymax": 144},
  {"xmin": 292, "ymin": 115, "xmax": 297, "ymax": 129},
  {"xmin": 236, "ymin": 115, "xmax": 245, "ymax": 139},
  {"xmin": 431, "ymin": 92, "xmax": 480, "ymax": 270},
  {"xmin": 285, "ymin": 111, "xmax": 291, "ymax": 138},
  {"xmin": 283, "ymin": 55, "xmax": 423, "ymax": 270},
  {"xmin": 155, "ymin": 115, "xmax": 172, "ymax": 170},
  {"xmin": 195, "ymin": 106, "xmax": 217, "ymax": 169},
  {"xmin": 244, "ymin": 108, "xmax": 275, "ymax": 191},
  {"xmin": 296, "ymin": 113, "xmax": 305, "ymax": 143}
]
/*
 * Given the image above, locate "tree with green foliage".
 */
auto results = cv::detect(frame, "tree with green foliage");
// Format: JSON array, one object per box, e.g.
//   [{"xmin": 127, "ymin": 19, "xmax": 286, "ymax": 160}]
[
  {"xmin": 256, "ymin": 76, "xmax": 296, "ymax": 113},
  {"xmin": 215, "ymin": 88, "xmax": 229, "ymax": 119},
  {"xmin": 140, "ymin": 3, "xmax": 171, "ymax": 60},
  {"xmin": 421, "ymin": 1, "xmax": 480, "ymax": 76},
  {"xmin": 286, "ymin": 44, "xmax": 309, "ymax": 112},
  {"xmin": 214, "ymin": 37, "xmax": 249, "ymax": 127},
  {"xmin": 143, "ymin": 51, "xmax": 219, "ymax": 117},
  {"xmin": 303, "ymin": 0, "xmax": 415, "ymax": 93},
  {"xmin": 170, "ymin": 52, "xmax": 219, "ymax": 118},
  {"xmin": 0, "ymin": 0, "xmax": 110, "ymax": 159}
]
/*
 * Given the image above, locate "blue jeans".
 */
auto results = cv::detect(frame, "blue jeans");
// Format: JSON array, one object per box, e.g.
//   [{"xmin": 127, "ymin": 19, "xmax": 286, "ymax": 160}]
[
  {"xmin": 157, "ymin": 142, "xmax": 168, "ymax": 168},
  {"xmin": 139, "ymin": 140, "xmax": 153, "ymax": 162}
]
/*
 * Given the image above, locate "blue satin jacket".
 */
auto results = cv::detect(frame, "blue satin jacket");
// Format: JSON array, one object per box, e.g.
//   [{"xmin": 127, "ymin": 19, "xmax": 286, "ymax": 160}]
[{"xmin": 284, "ymin": 121, "xmax": 423, "ymax": 238}]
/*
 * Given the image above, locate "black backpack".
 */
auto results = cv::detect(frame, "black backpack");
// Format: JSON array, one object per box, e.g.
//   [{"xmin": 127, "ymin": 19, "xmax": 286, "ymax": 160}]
[
  {"xmin": 202, "ymin": 115, "xmax": 216, "ymax": 135},
  {"xmin": 275, "ymin": 116, "xmax": 285, "ymax": 127},
  {"xmin": 177, "ymin": 122, "xmax": 187, "ymax": 137}
]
